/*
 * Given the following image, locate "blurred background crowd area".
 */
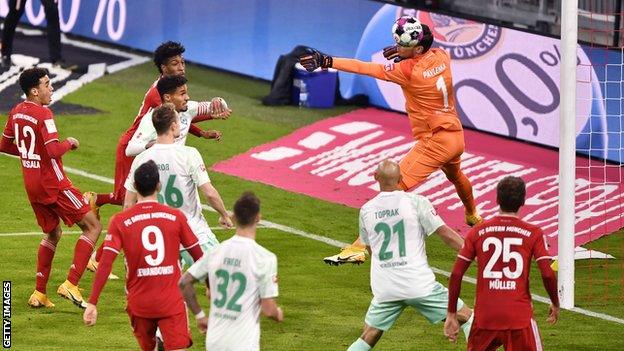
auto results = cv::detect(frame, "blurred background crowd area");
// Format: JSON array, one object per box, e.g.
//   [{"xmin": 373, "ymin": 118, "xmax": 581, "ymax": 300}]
[{"xmin": 386, "ymin": 0, "xmax": 623, "ymax": 47}]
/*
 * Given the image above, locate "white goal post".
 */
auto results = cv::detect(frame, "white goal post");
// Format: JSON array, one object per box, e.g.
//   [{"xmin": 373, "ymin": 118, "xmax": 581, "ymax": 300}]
[{"xmin": 558, "ymin": 0, "xmax": 578, "ymax": 310}]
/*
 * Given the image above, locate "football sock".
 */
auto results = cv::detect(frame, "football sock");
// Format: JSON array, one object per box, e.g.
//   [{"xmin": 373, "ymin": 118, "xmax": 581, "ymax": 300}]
[
  {"xmin": 350, "ymin": 237, "xmax": 366, "ymax": 249},
  {"xmin": 95, "ymin": 193, "xmax": 112, "ymax": 207},
  {"xmin": 449, "ymin": 170, "xmax": 477, "ymax": 215},
  {"xmin": 347, "ymin": 338, "xmax": 372, "ymax": 351},
  {"xmin": 36, "ymin": 239, "xmax": 57, "ymax": 294},
  {"xmin": 67, "ymin": 235, "xmax": 95, "ymax": 285},
  {"xmin": 95, "ymin": 243, "xmax": 104, "ymax": 262},
  {"xmin": 462, "ymin": 312, "xmax": 474, "ymax": 340}
]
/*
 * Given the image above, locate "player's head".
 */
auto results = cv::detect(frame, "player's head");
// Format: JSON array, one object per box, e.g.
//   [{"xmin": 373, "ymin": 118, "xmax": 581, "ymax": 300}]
[
  {"xmin": 374, "ymin": 159, "xmax": 402, "ymax": 190},
  {"xmin": 19, "ymin": 67, "xmax": 53, "ymax": 105},
  {"xmin": 152, "ymin": 103, "xmax": 180, "ymax": 138},
  {"xmin": 497, "ymin": 176, "xmax": 526, "ymax": 213},
  {"xmin": 233, "ymin": 191, "xmax": 261, "ymax": 228},
  {"xmin": 134, "ymin": 160, "xmax": 161, "ymax": 198},
  {"xmin": 393, "ymin": 17, "xmax": 434, "ymax": 58},
  {"xmin": 157, "ymin": 75, "xmax": 189, "ymax": 112},
  {"xmin": 153, "ymin": 41, "xmax": 185, "ymax": 76}
]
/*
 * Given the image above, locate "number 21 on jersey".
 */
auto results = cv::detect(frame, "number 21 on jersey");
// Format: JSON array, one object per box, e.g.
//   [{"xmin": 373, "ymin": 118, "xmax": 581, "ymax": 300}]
[{"xmin": 374, "ymin": 220, "xmax": 406, "ymax": 261}]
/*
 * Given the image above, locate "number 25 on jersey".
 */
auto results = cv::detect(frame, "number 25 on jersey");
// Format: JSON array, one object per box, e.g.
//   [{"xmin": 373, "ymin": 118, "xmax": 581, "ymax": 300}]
[{"xmin": 482, "ymin": 237, "xmax": 524, "ymax": 279}]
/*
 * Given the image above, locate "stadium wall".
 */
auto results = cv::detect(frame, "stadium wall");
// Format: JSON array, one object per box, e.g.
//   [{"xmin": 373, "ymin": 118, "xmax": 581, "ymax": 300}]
[{"xmin": 4, "ymin": 0, "xmax": 621, "ymax": 163}]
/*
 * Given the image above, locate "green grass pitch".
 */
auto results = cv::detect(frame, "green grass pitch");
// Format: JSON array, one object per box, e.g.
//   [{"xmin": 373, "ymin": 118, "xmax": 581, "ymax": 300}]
[{"xmin": 0, "ymin": 63, "xmax": 622, "ymax": 350}]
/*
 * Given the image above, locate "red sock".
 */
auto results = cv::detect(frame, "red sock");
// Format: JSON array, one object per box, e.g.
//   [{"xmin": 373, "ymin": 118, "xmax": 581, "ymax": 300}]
[
  {"xmin": 67, "ymin": 235, "xmax": 95, "ymax": 286},
  {"xmin": 95, "ymin": 193, "xmax": 112, "ymax": 207},
  {"xmin": 95, "ymin": 243, "xmax": 104, "ymax": 262},
  {"xmin": 36, "ymin": 239, "xmax": 57, "ymax": 294}
]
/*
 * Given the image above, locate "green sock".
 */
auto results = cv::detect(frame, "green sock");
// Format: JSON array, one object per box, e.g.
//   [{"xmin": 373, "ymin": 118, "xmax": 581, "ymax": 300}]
[
  {"xmin": 347, "ymin": 338, "xmax": 372, "ymax": 351},
  {"xmin": 462, "ymin": 313, "xmax": 474, "ymax": 340}
]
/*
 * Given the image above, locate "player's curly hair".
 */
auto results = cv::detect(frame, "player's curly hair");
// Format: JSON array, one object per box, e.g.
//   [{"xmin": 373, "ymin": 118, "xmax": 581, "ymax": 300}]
[
  {"xmin": 153, "ymin": 41, "xmax": 185, "ymax": 74},
  {"xmin": 497, "ymin": 176, "xmax": 526, "ymax": 213},
  {"xmin": 234, "ymin": 192, "xmax": 261, "ymax": 227},
  {"xmin": 134, "ymin": 160, "xmax": 160, "ymax": 197},
  {"xmin": 19, "ymin": 67, "xmax": 49, "ymax": 95}
]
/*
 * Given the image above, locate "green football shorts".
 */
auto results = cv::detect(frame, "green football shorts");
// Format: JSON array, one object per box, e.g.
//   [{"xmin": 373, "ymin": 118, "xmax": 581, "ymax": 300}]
[
  {"xmin": 364, "ymin": 281, "xmax": 465, "ymax": 331},
  {"xmin": 179, "ymin": 236, "xmax": 219, "ymax": 269}
]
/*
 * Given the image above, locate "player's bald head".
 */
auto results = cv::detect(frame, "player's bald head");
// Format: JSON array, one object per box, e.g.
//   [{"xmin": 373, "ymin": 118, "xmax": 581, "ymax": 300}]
[{"xmin": 374, "ymin": 159, "xmax": 401, "ymax": 189}]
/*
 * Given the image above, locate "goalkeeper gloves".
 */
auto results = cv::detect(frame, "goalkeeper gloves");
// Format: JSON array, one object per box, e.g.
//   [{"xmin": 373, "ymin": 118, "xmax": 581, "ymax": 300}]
[
  {"xmin": 383, "ymin": 45, "xmax": 403, "ymax": 63},
  {"xmin": 299, "ymin": 49, "xmax": 333, "ymax": 72}
]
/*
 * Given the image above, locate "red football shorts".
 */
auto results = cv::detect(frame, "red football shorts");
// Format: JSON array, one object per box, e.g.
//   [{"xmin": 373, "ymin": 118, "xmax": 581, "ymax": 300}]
[
  {"xmin": 468, "ymin": 319, "xmax": 543, "ymax": 351},
  {"xmin": 30, "ymin": 186, "xmax": 90, "ymax": 233},
  {"xmin": 127, "ymin": 309, "xmax": 192, "ymax": 351},
  {"xmin": 113, "ymin": 134, "xmax": 134, "ymax": 204}
]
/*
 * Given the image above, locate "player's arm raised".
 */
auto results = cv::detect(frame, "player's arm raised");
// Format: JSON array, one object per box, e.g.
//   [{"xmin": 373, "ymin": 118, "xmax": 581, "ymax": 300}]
[
  {"xmin": 191, "ymin": 98, "xmax": 231, "ymax": 123},
  {"xmin": 299, "ymin": 48, "xmax": 409, "ymax": 85},
  {"xmin": 187, "ymin": 101, "xmax": 224, "ymax": 141}
]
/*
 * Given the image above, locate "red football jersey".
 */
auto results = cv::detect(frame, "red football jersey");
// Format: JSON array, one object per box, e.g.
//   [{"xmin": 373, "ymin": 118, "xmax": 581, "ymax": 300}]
[
  {"xmin": 458, "ymin": 215, "xmax": 551, "ymax": 329},
  {"xmin": 123, "ymin": 79, "xmax": 161, "ymax": 137},
  {"xmin": 2, "ymin": 101, "xmax": 72, "ymax": 204},
  {"xmin": 104, "ymin": 201, "xmax": 199, "ymax": 318}
]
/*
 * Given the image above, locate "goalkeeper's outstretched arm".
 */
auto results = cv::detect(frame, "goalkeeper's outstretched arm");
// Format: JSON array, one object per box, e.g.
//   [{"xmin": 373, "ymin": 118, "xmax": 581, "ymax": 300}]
[
  {"xmin": 332, "ymin": 58, "xmax": 389, "ymax": 81},
  {"xmin": 299, "ymin": 48, "xmax": 409, "ymax": 85}
]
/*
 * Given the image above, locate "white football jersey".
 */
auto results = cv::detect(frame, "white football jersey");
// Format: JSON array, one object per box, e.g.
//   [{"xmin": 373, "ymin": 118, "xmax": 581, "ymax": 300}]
[
  {"xmin": 125, "ymin": 100, "xmax": 201, "ymax": 157},
  {"xmin": 187, "ymin": 235, "xmax": 279, "ymax": 351},
  {"xmin": 125, "ymin": 143, "xmax": 213, "ymax": 245},
  {"xmin": 359, "ymin": 191, "xmax": 444, "ymax": 302}
]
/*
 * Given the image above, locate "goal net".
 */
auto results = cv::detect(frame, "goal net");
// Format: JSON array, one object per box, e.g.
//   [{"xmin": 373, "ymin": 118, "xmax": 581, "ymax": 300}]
[{"xmin": 560, "ymin": 0, "xmax": 624, "ymax": 312}]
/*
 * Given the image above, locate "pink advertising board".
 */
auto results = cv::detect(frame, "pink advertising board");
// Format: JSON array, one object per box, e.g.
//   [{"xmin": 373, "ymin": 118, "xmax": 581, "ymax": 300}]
[{"xmin": 214, "ymin": 109, "xmax": 623, "ymax": 255}]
